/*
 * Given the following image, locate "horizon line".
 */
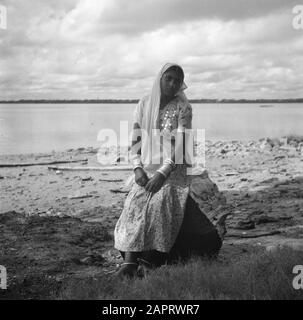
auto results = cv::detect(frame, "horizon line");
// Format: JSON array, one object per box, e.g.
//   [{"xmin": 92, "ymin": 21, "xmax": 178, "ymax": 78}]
[{"xmin": 1, "ymin": 98, "xmax": 303, "ymax": 104}]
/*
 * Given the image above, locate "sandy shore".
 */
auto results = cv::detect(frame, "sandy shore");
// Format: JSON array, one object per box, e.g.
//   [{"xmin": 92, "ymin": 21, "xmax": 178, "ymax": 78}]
[{"xmin": 1, "ymin": 136, "xmax": 303, "ymax": 298}]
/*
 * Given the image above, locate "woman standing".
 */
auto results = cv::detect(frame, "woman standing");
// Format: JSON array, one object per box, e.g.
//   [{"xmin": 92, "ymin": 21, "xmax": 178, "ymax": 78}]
[{"xmin": 114, "ymin": 63, "xmax": 228, "ymax": 278}]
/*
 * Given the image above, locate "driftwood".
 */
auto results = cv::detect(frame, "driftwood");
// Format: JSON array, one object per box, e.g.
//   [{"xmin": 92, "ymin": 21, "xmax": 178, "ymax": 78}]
[
  {"xmin": 48, "ymin": 165, "xmax": 132, "ymax": 171},
  {"xmin": 225, "ymin": 230, "xmax": 281, "ymax": 239},
  {"xmin": 99, "ymin": 179, "xmax": 124, "ymax": 182},
  {"xmin": 0, "ymin": 159, "xmax": 88, "ymax": 168},
  {"xmin": 68, "ymin": 194, "xmax": 93, "ymax": 199},
  {"xmin": 110, "ymin": 188, "xmax": 129, "ymax": 193}
]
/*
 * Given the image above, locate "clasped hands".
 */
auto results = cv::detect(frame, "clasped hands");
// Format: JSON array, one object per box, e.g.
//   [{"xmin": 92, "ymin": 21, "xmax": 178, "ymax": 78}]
[{"xmin": 134, "ymin": 167, "xmax": 165, "ymax": 194}]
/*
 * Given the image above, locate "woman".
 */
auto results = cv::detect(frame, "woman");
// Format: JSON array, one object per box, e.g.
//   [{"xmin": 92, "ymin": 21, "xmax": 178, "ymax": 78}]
[{"xmin": 114, "ymin": 63, "xmax": 228, "ymax": 278}]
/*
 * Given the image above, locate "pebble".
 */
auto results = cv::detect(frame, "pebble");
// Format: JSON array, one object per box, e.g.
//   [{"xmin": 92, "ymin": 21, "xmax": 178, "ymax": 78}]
[
  {"xmin": 226, "ymin": 172, "xmax": 238, "ymax": 176},
  {"xmin": 233, "ymin": 220, "xmax": 256, "ymax": 230},
  {"xmin": 81, "ymin": 177, "xmax": 93, "ymax": 181},
  {"xmin": 274, "ymin": 155, "xmax": 286, "ymax": 160}
]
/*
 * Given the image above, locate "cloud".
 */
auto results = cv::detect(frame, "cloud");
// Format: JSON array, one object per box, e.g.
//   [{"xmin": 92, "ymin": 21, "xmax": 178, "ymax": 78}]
[
  {"xmin": 58, "ymin": 0, "xmax": 299, "ymax": 36},
  {"xmin": 0, "ymin": 0, "xmax": 303, "ymax": 99},
  {"xmin": 95, "ymin": 0, "xmax": 299, "ymax": 34}
]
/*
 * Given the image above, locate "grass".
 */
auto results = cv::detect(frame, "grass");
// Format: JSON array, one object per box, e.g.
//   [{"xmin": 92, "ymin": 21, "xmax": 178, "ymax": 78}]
[{"xmin": 57, "ymin": 247, "xmax": 303, "ymax": 300}]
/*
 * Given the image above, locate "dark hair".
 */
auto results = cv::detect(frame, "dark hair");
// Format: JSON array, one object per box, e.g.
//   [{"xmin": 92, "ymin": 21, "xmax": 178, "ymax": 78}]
[{"xmin": 165, "ymin": 65, "xmax": 184, "ymax": 82}]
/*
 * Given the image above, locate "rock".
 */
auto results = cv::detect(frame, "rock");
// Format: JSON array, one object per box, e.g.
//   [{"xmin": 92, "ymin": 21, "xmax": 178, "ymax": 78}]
[
  {"xmin": 274, "ymin": 155, "xmax": 286, "ymax": 160},
  {"xmin": 55, "ymin": 212, "xmax": 65, "ymax": 217},
  {"xmin": 225, "ymin": 172, "xmax": 238, "ymax": 176},
  {"xmin": 254, "ymin": 214, "xmax": 285, "ymax": 225},
  {"xmin": 251, "ymin": 209, "xmax": 264, "ymax": 215},
  {"xmin": 260, "ymin": 140, "xmax": 272, "ymax": 151},
  {"xmin": 289, "ymin": 141, "xmax": 298, "ymax": 148},
  {"xmin": 259, "ymin": 177, "xmax": 279, "ymax": 185},
  {"xmin": 266, "ymin": 138, "xmax": 282, "ymax": 148},
  {"xmin": 55, "ymin": 170, "xmax": 63, "ymax": 175},
  {"xmin": 81, "ymin": 177, "xmax": 93, "ymax": 182},
  {"xmin": 233, "ymin": 220, "xmax": 256, "ymax": 230},
  {"xmin": 285, "ymin": 135, "xmax": 303, "ymax": 144}
]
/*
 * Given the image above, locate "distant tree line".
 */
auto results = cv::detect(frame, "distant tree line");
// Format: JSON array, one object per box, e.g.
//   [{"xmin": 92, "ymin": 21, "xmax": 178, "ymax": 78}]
[{"xmin": 1, "ymin": 98, "xmax": 303, "ymax": 104}]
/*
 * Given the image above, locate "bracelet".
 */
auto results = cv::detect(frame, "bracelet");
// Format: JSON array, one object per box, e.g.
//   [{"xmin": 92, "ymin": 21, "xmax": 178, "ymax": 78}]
[
  {"xmin": 156, "ymin": 168, "xmax": 168, "ymax": 178},
  {"xmin": 130, "ymin": 153, "xmax": 143, "ymax": 171},
  {"xmin": 157, "ymin": 162, "xmax": 173, "ymax": 178},
  {"xmin": 133, "ymin": 164, "xmax": 143, "ymax": 172}
]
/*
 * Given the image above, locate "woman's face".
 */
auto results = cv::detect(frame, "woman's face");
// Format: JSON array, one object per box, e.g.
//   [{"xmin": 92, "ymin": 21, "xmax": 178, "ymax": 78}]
[{"xmin": 160, "ymin": 68, "xmax": 183, "ymax": 99}]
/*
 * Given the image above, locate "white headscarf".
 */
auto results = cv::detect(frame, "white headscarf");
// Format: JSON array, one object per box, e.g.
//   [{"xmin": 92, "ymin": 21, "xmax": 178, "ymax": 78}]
[
  {"xmin": 124, "ymin": 63, "xmax": 202, "ymax": 189},
  {"xmin": 142, "ymin": 62, "xmax": 188, "ymax": 136},
  {"xmin": 139, "ymin": 63, "xmax": 189, "ymax": 169}
]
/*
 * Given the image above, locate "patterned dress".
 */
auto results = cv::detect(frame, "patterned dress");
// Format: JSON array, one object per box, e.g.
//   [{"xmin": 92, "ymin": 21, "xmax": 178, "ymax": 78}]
[{"xmin": 114, "ymin": 96, "xmax": 226, "ymax": 253}]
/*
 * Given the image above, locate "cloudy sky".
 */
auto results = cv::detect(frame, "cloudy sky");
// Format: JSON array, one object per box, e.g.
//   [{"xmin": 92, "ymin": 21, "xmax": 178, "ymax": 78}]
[{"xmin": 0, "ymin": 0, "xmax": 303, "ymax": 100}]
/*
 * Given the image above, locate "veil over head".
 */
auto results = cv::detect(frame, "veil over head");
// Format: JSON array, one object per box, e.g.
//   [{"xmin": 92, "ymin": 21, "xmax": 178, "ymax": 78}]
[
  {"xmin": 142, "ymin": 62, "xmax": 188, "ymax": 135},
  {"xmin": 138, "ymin": 63, "xmax": 189, "ymax": 168}
]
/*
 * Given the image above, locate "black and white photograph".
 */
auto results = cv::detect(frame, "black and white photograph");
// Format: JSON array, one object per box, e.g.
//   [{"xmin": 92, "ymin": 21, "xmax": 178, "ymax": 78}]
[{"xmin": 1, "ymin": 0, "xmax": 303, "ymax": 303}]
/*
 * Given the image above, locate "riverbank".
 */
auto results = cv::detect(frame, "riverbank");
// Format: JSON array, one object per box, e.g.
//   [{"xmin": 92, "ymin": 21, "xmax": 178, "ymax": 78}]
[{"xmin": 1, "ymin": 136, "xmax": 303, "ymax": 299}]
